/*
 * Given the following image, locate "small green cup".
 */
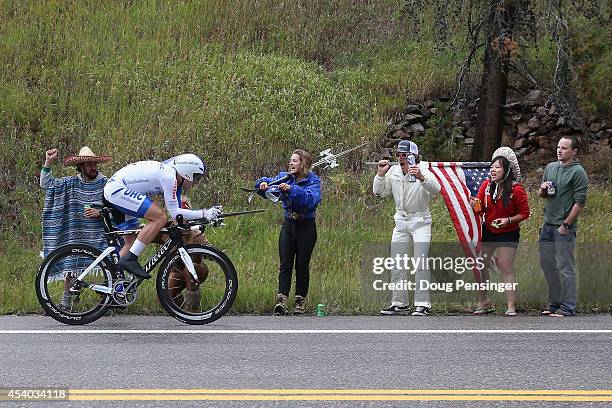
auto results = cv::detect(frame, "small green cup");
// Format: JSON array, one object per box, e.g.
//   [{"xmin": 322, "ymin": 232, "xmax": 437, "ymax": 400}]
[{"xmin": 316, "ymin": 303, "xmax": 326, "ymax": 317}]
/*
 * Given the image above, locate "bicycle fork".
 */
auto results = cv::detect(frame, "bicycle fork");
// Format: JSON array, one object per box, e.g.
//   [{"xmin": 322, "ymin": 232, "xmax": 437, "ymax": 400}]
[{"xmin": 178, "ymin": 247, "xmax": 199, "ymax": 283}]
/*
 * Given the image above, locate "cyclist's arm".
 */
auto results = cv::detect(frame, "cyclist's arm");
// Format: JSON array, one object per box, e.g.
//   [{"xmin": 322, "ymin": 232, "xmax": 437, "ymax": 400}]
[{"xmin": 161, "ymin": 174, "xmax": 204, "ymax": 221}]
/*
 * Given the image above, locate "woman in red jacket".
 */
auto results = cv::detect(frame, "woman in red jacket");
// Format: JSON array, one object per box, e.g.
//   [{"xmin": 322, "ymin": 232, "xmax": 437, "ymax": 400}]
[{"xmin": 471, "ymin": 150, "xmax": 529, "ymax": 316}]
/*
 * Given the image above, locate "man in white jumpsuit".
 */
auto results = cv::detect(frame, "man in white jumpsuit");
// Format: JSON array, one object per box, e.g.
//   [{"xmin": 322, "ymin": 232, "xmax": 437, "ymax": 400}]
[
  {"xmin": 373, "ymin": 141, "xmax": 441, "ymax": 316},
  {"xmin": 103, "ymin": 153, "xmax": 221, "ymax": 279}
]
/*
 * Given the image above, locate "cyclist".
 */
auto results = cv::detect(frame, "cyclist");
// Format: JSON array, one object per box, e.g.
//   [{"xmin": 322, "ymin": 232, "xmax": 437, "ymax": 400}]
[{"xmin": 103, "ymin": 153, "xmax": 222, "ymax": 279}]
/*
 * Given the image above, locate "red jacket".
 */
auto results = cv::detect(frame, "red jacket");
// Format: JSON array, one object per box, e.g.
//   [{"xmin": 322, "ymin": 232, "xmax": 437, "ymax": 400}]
[{"xmin": 476, "ymin": 179, "xmax": 530, "ymax": 234}]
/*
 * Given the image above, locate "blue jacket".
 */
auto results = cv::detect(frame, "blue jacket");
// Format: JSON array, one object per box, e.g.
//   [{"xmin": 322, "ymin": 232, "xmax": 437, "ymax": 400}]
[{"xmin": 255, "ymin": 171, "xmax": 321, "ymax": 219}]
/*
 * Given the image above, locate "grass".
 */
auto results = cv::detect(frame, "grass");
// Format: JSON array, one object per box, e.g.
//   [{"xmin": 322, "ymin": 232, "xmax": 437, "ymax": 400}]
[
  {"xmin": 1, "ymin": 183, "xmax": 609, "ymax": 316},
  {"xmin": 0, "ymin": 1, "xmax": 610, "ymax": 315}
]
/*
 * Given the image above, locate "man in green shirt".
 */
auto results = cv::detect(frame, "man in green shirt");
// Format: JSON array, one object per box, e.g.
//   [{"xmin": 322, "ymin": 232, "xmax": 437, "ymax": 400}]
[{"xmin": 538, "ymin": 136, "xmax": 589, "ymax": 317}]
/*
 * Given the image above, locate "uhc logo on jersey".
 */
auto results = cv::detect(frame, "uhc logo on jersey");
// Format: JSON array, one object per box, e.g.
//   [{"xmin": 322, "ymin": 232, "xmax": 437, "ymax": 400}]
[{"xmin": 123, "ymin": 189, "xmax": 145, "ymax": 201}]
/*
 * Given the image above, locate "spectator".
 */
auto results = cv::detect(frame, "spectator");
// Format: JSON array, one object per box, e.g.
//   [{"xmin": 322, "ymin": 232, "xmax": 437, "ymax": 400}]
[
  {"xmin": 40, "ymin": 146, "xmax": 111, "ymax": 310},
  {"xmin": 256, "ymin": 149, "xmax": 321, "ymax": 315},
  {"xmin": 538, "ymin": 136, "xmax": 588, "ymax": 317},
  {"xmin": 373, "ymin": 140, "xmax": 441, "ymax": 316},
  {"xmin": 471, "ymin": 147, "xmax": 529, "ymax": 316}
]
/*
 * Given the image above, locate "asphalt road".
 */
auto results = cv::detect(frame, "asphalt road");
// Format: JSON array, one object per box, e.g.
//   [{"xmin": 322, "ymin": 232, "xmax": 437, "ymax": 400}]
[{"xmin": 0, "ymin": 315, "xmax": 610, "ymax": 407}]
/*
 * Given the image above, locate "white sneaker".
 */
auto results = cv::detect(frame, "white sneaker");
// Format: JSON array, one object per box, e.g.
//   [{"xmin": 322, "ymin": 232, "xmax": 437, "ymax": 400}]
[{"xmin": 411, "ymin": 306, "xmax": 430, "ymax": 316}]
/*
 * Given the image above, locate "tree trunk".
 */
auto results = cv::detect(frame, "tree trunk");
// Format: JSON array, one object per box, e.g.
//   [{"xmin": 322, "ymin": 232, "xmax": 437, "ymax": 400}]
[{"xmin": 471, "ymin": 0, "xmax": 518, "ymax": 161}]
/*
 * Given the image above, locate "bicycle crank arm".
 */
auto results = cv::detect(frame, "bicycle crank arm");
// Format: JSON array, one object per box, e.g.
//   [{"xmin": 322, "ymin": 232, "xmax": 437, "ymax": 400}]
[{"xmin": 90, "ymin": 284, "xmax": 113, "ymax": 294}]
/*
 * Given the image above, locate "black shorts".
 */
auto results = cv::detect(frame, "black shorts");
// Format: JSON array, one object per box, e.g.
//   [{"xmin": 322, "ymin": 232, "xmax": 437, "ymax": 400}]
[{"xmin": 481, "ymin": 226, "xmax": 520, "ymax": 248}]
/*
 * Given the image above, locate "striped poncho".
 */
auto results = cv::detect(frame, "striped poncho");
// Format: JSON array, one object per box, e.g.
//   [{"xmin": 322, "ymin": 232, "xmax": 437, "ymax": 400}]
[{"xmin": 41, "ymin": 171, "xmax": 109, "ymax": 280}]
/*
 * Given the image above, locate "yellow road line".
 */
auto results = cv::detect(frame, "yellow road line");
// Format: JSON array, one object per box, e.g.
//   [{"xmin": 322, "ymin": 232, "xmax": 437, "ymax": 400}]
[
  {"xmin": 66, "ymin": 389, "xmax": 612, "ymax": 402},
  {"xmin": 68, "ymin": 395, "xmax": 612, "ymax": 402},
  {"xmin": 69, "ymin": 389, "xmax": 612, "ymax": 395}
]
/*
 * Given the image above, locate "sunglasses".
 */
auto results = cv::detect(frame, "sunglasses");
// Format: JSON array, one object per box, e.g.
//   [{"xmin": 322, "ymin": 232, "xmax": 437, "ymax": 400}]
[
  {"xmin": 192, "ymin": 173, "xmax": 205, "ymax": 183},
  {"xmin": 396, "ymin": 152, "xmax": 415, "ymax": 159}
]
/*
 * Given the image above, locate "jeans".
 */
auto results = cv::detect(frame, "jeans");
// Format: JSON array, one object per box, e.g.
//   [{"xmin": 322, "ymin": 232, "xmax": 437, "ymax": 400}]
[
  {"xmin": 539, "ymin": 223, "xmax": 577, "ymax": 314},
  {"xmin": 389, "ymin": 212, "xmax": 432, "ymax": 308},
  {"xmin": 278, "ymin": 218, "xmax": 317, "ymax": 297}
]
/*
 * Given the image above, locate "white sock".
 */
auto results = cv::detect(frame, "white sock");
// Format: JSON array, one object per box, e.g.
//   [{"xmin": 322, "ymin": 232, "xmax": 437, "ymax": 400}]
[{"xmin": 130, "ymin": 239, "xmax": 146, "ymax": 257}]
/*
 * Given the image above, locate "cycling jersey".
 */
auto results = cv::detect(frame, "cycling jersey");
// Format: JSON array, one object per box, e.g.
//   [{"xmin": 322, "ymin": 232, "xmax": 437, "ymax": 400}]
[{"xmin": 103, "ymin": 161, "xmax": 203, "ymax": 227}]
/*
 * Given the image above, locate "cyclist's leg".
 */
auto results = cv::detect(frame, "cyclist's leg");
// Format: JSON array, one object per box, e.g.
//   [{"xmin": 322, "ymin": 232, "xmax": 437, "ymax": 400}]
[{"xmin": 104, "ymin": 181, "xmax": 165, "ymax": 278}]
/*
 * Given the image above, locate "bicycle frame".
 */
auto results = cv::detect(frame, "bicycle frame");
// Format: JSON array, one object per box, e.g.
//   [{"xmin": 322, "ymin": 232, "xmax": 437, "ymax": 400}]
[{"xmin": 74, "ymin": 208, "xmax": 195, "ymax": 295}]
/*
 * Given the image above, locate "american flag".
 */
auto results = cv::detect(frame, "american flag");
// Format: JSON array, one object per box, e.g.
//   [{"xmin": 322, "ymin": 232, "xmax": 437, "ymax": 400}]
[{"xmin": 428, "ymin": 162, "xmax": 491, "ymax": 282}]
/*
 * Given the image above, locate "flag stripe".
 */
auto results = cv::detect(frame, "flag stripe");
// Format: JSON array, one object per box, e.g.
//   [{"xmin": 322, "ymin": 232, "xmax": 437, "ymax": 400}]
[{"xmin": 428, "ymin": 161, "xmax": 491, "ymax": 282}]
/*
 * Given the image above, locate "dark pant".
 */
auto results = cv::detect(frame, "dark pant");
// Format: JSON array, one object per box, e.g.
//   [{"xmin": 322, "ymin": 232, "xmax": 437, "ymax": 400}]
[
  {"xmin": 278, "ymin": 218, "xmax": 317, "ymax": 297},
  {"xmin": 539, "ymin": 223, "xmax": 577, "ymax": 314}
]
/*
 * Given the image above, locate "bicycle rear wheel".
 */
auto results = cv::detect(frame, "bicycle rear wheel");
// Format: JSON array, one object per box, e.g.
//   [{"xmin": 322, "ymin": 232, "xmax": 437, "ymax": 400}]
[
  {"xmin": 156, "ymin": 244, "xmax": 238, "ymax": 325},
  {"xmin": 35, "ymin": 244, "xmax": 115, "ymax": 325}
]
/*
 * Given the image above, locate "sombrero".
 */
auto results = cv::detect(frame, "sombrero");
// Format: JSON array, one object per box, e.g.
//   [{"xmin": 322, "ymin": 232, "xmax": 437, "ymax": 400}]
[
  {"xmin": 63, "ymin": 146, "xmax": 111, "ymax": 166},
  {"xmin": 492, "ymin": 146, "xmax": 521, "ymax": 181}
]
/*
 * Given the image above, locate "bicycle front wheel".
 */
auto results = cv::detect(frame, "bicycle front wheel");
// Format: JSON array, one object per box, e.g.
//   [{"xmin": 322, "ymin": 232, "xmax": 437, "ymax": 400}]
[
  {"xmin": 156, "ymin": 244, "xmax": 238, "ymax": 325},
  {"xmin": 35, "ymin": 244, "xmax": 115, "ymax": 325}
]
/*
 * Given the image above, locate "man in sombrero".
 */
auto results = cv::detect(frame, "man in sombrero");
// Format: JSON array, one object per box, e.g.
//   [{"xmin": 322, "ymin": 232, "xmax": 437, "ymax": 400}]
[{"xmin": 40, "ymin": 146, "xmax": 112, "ymax": 310}]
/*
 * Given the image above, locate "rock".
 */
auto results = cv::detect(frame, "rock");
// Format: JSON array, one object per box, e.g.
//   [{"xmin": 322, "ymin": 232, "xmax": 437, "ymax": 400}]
[
  {"xmin": 596, "ymin": 131, "xmax": 605, "ymax": 140},
  {"xmin": 528, "ymin": 117, "xmax": 541, "ymax": 130},
  {"xmin": 401, "ymin": 113, "xmax": 425, "ymax": 126},
  {"xmin": 589, "ymin": 122, "xmax": 602, "ymax": 133},
  {"xmin": 517, "ymin": 120, "xmax": 530, "ymax": 136},
  {"xmin": 538, "ymin": 121, "xmax": 554, "ymax": 134},
  {"xmin": 536, "ymin": 135, "xmax": 552, "ymax": 148},
  {"xmin": 513, "ymin": 114, "xmax": 522, "ymax": 123},
  {"xmin": 409, "ymin": 123, "xmax": 425, "ymax": 136},
  {"xmin": 606, "ymin": 129, "xmax": 612, "ymax": 138},
  {"xmin": 542, "ymin": 115, "xmax": 554, "ymax": 124},
  {"xmin": 424, "ymin": 100, "xmax": 435, "ymax": 108},
  {"xmin": 379, "ymin": 148, "xmax": 392, "ymax": 159},
  {"xmin": 385, "ymin": 139, "xmax": 400, "ymax": 148},
  {"xmin": 514, "ymin": 137, "xmax": 529, "ymax": 149},
  {"xmin": 466, "ymin": 127, "xmax": 476, "ymax": 138},
  {"xmin": 430, "ymin": 107, "xmax": 438, "ymax": 114},
  {"xmin": 536, "ymin": 167, "xmax": 545, "ymax": 174},
  {"xmin": 464, "ymin": 138, "xmax": 475, "ymax": 144},
  {"xmin": 559, "ymin": 127, "xmax": 574, "ymax": 135},
  {"xmin": 556, "ymin": 117, "xmax": 567, "ymax": 127},
  {"xmin": 403, "ymin": 104, "xmax": 423, "ymax": 115},
  {"xmin": 527, "ymin": 89, "xmax": 544, "ymax": 105},
  {"xmin": 587, "ymin": 114, "xmax": 599, "ymax": 125},
  {"xmin": 518, "ymin": 147, "xmax": 529, "ymax": 156},
  {"xmin": 536, "ymin": 106, "xmax": 547, "ymax": 117},
  {"xmin": 548, "ymin": 105, "xmax": 556, "ymax": 116},
  {"xmin": 537, "ymin": 148, "xmax": 549, "ymax": 155},
  {"xmin": 502, "ymin": 102, "xmax": 523, "ymax": 110},
  {"xmin": 393, "ymin": 130, "xmax": 411, "ymax": 140}
]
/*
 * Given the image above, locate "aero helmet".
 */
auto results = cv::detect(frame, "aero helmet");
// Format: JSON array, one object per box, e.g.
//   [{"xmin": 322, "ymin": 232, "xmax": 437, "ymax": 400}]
[{"xmin": 168, "ymin": 153, "xmax": 206, "ymax": 182}]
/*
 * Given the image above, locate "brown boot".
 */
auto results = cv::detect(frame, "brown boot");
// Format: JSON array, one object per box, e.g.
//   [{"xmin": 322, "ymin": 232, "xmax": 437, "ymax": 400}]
[
  {"xmin": 274, "ymin": 293, "xmax": 288, "ymax": 315},
  {"xmin": 293, "ymin": 295, "xmax": 306, "ymax": 315},
  {"xmin": 184, "ymin": 289, "xmax": 201, "ymax": 313}
]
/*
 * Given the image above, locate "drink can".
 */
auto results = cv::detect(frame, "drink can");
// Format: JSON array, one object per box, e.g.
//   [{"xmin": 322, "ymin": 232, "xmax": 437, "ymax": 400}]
[
  {"xmin": 407, "ymin": 155, "xmax": 416, "ymax": 182},
  {"xmin": 473, "ymin": 198, "xmax": 482, "ymax": 212},
  {"xmin": 316, "ymin": 303, "xmax": 326, "ymax": 317},
  {"xmin": 547, "ymin": 181, "xmax": 556, "ymax": 196},
  {"xmin": 83, "ymin": 204, "xmax": 92, "ymax": 210}
]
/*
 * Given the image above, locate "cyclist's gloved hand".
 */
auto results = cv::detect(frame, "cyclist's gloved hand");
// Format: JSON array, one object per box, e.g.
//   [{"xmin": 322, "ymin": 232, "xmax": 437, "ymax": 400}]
[{"xmin": 203, "ymin": 205, "xmax": 223, "ymax": 222}]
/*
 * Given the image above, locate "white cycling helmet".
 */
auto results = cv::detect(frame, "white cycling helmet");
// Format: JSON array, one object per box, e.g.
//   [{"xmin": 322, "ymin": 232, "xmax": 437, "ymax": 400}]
[{"xmin": 167, "ymin": 153, "xmax": 206, "ymax": 182}]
